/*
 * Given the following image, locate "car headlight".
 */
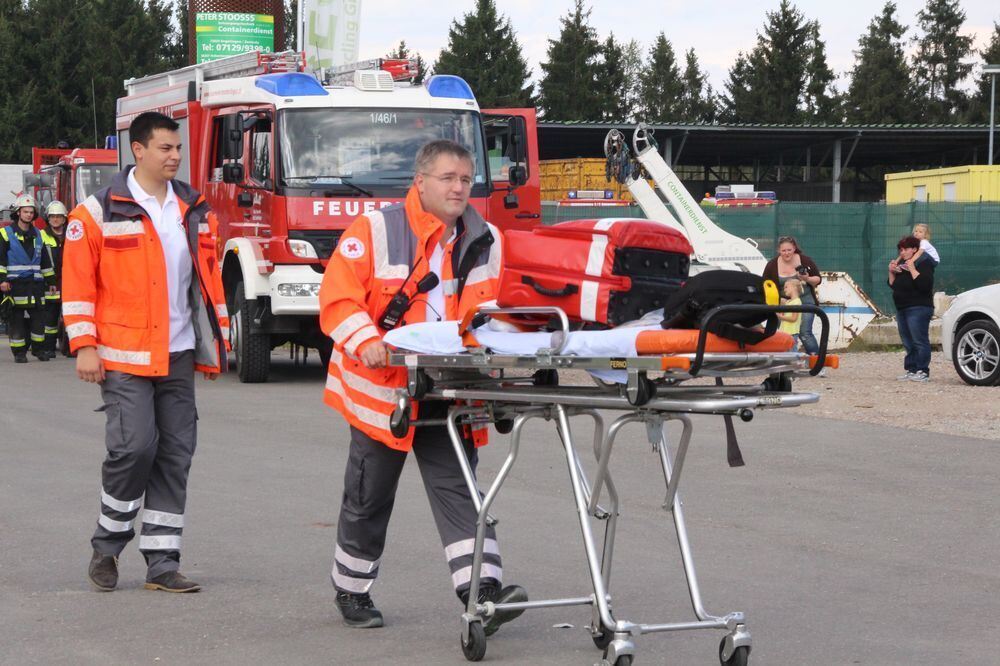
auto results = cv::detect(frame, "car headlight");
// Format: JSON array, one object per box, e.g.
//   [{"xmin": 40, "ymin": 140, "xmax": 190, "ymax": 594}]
[
  {"xmin": 277, "ymin": 283, "xmax": 321, "ymax": 297},
  {"xmin": 288, "ymin": 239, "xmax": 318, "ymax": 259}
]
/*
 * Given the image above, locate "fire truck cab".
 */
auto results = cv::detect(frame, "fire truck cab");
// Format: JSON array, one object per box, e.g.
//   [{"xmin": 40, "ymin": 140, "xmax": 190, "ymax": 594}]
[
  {"xmin": 116, "ymin": 51, "xmax": 540, "ymax": 382},
  {"xmin": 23, "ymin": 147, "xmax": 117, "ymax": 224}
]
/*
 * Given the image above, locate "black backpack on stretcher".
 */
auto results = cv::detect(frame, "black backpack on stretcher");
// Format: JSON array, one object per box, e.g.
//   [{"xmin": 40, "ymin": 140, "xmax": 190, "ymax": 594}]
[{"xmin": 660, "ymin": 270, "xmax": 781, "ymax": 345}]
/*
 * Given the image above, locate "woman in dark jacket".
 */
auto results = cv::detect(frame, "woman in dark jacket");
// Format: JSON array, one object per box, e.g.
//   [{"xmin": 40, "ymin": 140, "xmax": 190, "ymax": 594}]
[
  {"xmin": 889, "ymin": 235, "xmax": 935, "ymax": 382},
  {"xmin": 763, "ymin": 236, "xmax": 822, "ymax": 356}
]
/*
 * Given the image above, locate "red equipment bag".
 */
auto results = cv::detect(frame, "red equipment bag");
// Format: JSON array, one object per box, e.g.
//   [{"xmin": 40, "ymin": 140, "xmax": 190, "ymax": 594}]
[{"xmin": 498, "ymin": 219, "xmax": 694, "ymax": 326}]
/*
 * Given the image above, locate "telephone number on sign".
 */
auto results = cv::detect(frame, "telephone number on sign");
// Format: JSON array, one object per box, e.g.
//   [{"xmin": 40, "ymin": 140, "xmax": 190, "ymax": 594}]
[{"xmin": 201, "ymin": 43, "xmax": 273, "ymax": 53}]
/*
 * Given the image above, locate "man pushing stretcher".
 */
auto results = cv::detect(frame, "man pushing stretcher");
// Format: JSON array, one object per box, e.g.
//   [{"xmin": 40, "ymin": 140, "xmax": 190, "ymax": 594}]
[{"xmin": 318, "ymin": 139, "xmax": 527, "ymax": 630}]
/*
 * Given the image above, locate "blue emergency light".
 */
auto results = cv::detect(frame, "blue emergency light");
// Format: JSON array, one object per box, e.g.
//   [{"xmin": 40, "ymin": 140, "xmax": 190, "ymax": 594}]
[
  {"xmin": 425, "ymin": 75, "xmax": 475, "ymax": 101},
  {"xmin": 255, "ymin": 73, "xmax": 329, "ymax": 97}
]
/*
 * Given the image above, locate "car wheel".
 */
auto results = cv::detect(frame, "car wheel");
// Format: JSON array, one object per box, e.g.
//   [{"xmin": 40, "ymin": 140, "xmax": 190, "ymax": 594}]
[{"xmin": 951, "ymin": 319, "xmax": 1000, "ymax": 386}]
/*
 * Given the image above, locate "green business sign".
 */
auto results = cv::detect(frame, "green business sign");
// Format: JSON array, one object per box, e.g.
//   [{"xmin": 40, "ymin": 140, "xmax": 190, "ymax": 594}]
[{"xmin": 195, "ymin": 12, "xmax": 274, "ymax": 63}]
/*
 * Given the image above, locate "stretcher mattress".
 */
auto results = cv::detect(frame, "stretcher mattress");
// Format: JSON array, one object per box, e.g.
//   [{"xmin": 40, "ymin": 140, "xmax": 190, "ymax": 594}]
[{"xmin": 384, "ymin": 321, "xmax": 795, "ymax": 358}]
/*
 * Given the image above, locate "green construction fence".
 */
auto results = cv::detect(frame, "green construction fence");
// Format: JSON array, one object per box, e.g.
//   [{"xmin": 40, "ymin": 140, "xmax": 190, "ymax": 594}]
[{"xmin": 541, "ymin": 201, "xmax": 1000, "ymax": 315}]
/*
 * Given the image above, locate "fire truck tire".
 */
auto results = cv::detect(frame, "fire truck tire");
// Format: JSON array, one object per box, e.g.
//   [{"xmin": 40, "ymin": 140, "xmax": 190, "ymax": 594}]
[
  {"xmin": 318, "ymin": 338, "xmax": 333, "ymax": 369},
  {"xmin": 233, "ymin": 282, "xmax": 271, "ymax": 383}
]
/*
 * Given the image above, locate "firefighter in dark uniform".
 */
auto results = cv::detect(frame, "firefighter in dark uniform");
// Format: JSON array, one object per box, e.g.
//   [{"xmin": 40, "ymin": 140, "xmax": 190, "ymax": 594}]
[
  {"xmin": 0, "ymin": 194, "xmax": 55, "ymax": 362},
  {"xmin": 40, "ymin": 200, "xmax": 68, "ymax": 357}
]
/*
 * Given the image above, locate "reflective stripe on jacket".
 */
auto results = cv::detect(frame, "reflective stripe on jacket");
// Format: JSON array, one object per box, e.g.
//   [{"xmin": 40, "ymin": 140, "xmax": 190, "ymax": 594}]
[
  {"xmin": 61, "ymin": 168, "xmax": 231, "ymax": 377},
  {"xmin": 319, "ymin": 185, "xmax": 502, "ymax": 451},
  {"xmin": 40, "ymin": 228, "xmax": 63, "ymax": 301}
]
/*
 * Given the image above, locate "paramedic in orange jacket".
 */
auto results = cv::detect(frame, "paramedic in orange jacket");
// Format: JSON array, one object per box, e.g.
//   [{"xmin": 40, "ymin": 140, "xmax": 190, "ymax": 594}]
[
  {"xmin": 319, "ymin": 139, "xmax": 526, "ymax": 630},
  {"xmin": 62, "ymin": 112, "xmax": 230, "ymax": 594}
]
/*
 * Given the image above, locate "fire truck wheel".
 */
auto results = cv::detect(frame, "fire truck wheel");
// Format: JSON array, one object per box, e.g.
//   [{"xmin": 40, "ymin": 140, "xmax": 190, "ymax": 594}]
[
  {"xmin": 318, "ymin": 338, "xmax": 333, "ymax": 368},
  {"xmin": 233, "ymin": 282, "xmax": 271, "ymax": 383}
]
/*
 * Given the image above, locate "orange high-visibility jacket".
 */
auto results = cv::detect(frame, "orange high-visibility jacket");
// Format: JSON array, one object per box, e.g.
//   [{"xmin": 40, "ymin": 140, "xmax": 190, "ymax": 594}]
[
  {"xmin": 319, "ymin": 185, "xmax": 502, "ymax": 451},
  {"xmin": 61, "ymin": 169, "xmax": 230, "ymax": 376}
]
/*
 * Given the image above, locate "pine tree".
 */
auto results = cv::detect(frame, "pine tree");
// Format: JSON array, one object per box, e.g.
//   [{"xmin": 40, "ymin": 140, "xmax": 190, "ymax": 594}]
[
  {"xmin": 720, "ymin": 0, "xmax": 810, "ymax": 123},
  {"xmin": 639, "ymin": 33, "xmax": 683, "ymax": 122},
  {"xmin": 0, "ymin": 0, "xmax": 33, "ymax": 162},
  {"xmin": 678, "ymin": 48, "xmax": 715, "ymax": 123},
  {"xmin": 538, "ymin": 0, "xmax": 600, "ymax": 120},
  {"xmin": 966, "ymin": 23, "xmax": 1000, "ymax": 123},
  {"xmin": 802, "ymin": 22, "xmax": 840, "ymax": 123},
  {"xmin": 720, "ymin": 51, "xmax": 758, "ymax": 122},
  {"xmin": 912, "ymin": 0, "xmax": 973, "ymax": 122},
  {"xmin": 22, "ymin": 0, "xmax": 96, "ymax": 151},
  {"xmin": 284, "ymin": 0, "xmax": 298, "ymax": 51},
  {"xmin": 845, "ymin": 2, "xmax": 916, "ymax": 124},
  {"xmin": 433, "ymin": 0, "xmax": 534, "ymax": 108},
  {"xmin": 620, "ymin": 39, "xmax": 644, "ymax": 123},
  {"xmin": 595, "ymin": 34, "xmax": 629, "ymax": 121},
  {"xmin": 162, "ymin": 0, "xmax": 188, "ymax": 68},
  {"xmin": 386, "ymin": 40, "xmax": 426, "ymax": 84}
]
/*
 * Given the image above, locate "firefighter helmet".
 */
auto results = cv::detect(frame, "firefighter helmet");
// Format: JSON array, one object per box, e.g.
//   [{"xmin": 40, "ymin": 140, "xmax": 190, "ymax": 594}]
[
  {"xmin": 14, "ymin": 194, "xmax": 38, "ymax": 211},
  {"xmin": 47, "ymin": 200, "xmax": 68, "ymax": 217}
]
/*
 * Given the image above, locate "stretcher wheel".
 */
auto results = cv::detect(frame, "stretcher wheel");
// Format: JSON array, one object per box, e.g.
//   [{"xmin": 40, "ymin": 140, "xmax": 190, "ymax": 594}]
[
  {"xmin": 592, "ymin": 629, "xmax": 613, "ymax": 649},
  {"xmin": 719, "ymin": 638, "xmax": 749, "ymax": 666},
  {"xmin": 533, "ymin": 369, "xmax": 559, "ymax": 386},
  {"xmin": 409, "ymin": 370, "xmax": 433, "ymax": 399},
  {"xmin": 495, "ymin": 418, "xmax": 515, "ymax": 434},
  {"xmin": 762, "ymin": 372, "xmax": 792, "ymax": 393},
  {"xmin": 461, "ymin": 621, "xmax": 487, "ymax": 661},
  {"xmin": 390, "ymin": 407, "xmax": 410, "ymax": 438},
  {"xmin": 626, "ymin": 374, "xmax": 655, "ymax": 406}
]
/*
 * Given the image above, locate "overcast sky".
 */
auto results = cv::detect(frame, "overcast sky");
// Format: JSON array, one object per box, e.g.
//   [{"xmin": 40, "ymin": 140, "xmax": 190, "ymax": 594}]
[{"xmin": 356, "ymin": 1, "xmax": 999, "ymax": 91}]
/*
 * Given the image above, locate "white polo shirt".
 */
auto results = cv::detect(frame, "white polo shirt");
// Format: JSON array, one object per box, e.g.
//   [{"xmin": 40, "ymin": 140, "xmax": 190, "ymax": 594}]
[
  {"xmin": 127, "ymin": 170, "xmax": 195, "ymax": 352},
  {"xmin": 426, "ymin": 229, "xmax": 456, "ymax": 322}
]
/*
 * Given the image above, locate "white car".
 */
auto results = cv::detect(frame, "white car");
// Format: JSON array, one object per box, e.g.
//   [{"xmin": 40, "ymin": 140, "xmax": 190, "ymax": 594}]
[{"xmin": 941, "ymin": 283, "xmax": 1000, "ymax": 386}]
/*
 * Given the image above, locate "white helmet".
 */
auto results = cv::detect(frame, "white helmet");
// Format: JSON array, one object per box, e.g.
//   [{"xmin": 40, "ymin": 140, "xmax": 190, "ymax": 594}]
[
  {"xmin": 47, "ymin": 200, "xmax": 68, "ymax": 217},
  {"xmin": 14, "ymin": 193, "xmax": 37, "ymax": 211}
]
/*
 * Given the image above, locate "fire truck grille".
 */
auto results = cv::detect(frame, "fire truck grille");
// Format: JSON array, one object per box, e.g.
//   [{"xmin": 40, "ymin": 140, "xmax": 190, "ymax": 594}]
[{"xmin": 289, "ymin": 230, "xmax": 343, "ymax": 260}]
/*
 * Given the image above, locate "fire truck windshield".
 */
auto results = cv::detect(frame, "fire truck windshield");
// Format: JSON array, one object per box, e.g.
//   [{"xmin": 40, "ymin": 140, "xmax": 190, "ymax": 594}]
[
  {"xmin": 279, "ymin": 108, "xmax": 487, "ymax": 193},
  {"xmin": 75, "ymin": 165, "xmax": 117, "ymax": 204}
]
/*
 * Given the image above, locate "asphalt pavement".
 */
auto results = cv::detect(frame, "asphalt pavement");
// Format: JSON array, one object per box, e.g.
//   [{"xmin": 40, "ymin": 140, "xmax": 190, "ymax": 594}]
[{"xmin": 1, "ymin": 350, "xmax": 998, "ymax": 665}]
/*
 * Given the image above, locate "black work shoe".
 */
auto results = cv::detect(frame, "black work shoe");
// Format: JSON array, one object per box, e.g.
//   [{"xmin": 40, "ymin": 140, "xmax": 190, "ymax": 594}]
[
  {"xmin": 88, "ymin": 550, "xmax": 118, "ymax": 591},
  {"xmin": 32, "ymin": 351, "xmax": 49, "ymax": 361},
  {"xmin": 14, "ymin": 354, "xmax": 27, "ymax": 364},
  {"xmin": 462, "ymin": 583, "xmax": 528, "ymax": 637},
  {"xmin": 335, "ymin": 591, "xmax": 384, "ymax": 628},
  {"xmin": 144, "ymin": 571, "xmax": 201, "ymax": 593}
]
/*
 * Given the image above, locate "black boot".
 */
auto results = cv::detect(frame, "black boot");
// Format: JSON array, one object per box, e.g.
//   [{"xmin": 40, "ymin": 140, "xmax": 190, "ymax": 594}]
[
  {"xmin": 461, "ymin": 583, "xmax": 528, "ymax": 637},
  {"xmin": 14, "ymin": 353, "xmax": 28, "ymax": 364},
  {"xmin": 335, "ymin": 591, "xmax": 384, "ymax": 628},
  {"xmin": 32, "ymin": 350, "xmax": 49, "ymax": 361},
  {"xmin": 88, "ymin": 550, "xmax": 118, "ymax": 591}
]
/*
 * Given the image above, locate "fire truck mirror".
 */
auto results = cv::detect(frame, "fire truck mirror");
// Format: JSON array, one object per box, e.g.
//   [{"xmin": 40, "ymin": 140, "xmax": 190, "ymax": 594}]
[
  {"xmin": 222, "ymin": 114, "xmax": 244, "ymax": 161},
  {"xmin": 223, "ymin": 163, "xmax": 245, "ymax": 185},
  {"xmin": 508, "ymin": 165, "xmax": 527, "ymax": 188},
  {"xmin": 506, "ymin": 116, "xmax": 527, "ymax": 165},
  {"xmin": 23, "ymin": 172, "xmax": 55, "ymax": 188}
]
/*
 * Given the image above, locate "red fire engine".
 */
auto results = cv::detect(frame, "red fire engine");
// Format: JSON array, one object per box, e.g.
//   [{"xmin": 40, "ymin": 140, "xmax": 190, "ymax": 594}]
[
  {"xmin": 115, "ymin": 51, "xmax": 540, "ymax": 382},
  {"xmin": 23, "ymin": 147, "xmax": 118, "ymax": 225}
]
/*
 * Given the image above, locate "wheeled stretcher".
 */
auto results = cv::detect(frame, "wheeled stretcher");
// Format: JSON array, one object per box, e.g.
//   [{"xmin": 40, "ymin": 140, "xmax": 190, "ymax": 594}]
[{"xmin": 387, "ymin": 305, "xmax": 834, "ymax": 665}]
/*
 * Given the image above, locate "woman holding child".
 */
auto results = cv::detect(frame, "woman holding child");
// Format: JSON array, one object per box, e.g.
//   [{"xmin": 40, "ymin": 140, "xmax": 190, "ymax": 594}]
[{"xmin": 763, "ymin": 236, "xmax": 822, "ymax": 357}]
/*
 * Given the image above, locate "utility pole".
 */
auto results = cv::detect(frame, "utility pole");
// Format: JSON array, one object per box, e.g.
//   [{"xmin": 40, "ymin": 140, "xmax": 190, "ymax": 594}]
[{"xmin": 985, "ymin": 65, "xmax": 1000, "ymax": 165}]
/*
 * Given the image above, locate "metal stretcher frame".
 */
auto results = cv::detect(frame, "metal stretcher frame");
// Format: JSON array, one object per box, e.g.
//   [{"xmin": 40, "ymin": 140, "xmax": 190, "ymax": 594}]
[{"xmin": 387, "ymin": 306, "xmax": 829, "ymax": 665}]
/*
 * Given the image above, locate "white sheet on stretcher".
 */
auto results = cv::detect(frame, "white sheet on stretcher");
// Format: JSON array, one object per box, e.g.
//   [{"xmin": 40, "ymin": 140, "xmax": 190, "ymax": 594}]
[{"xmin": 383, "ymin": 320, "xmax": 663, "ymax": 383}]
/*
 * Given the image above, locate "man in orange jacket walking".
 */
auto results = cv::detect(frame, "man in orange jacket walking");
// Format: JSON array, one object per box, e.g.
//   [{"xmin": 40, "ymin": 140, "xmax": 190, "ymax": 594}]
[
  {"xmin": 319, "ymin": 139, "xmax": 526, "ymax": 630},
  {"xmin": 62, "ymin": 112, "xmax": 229, "ymax": 593}
]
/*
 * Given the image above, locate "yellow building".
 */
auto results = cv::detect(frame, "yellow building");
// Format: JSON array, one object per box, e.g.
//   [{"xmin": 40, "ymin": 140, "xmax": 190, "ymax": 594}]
[{"xmin": 885, "ymin": 165, "xmax": 1000, "ymax": 203}]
